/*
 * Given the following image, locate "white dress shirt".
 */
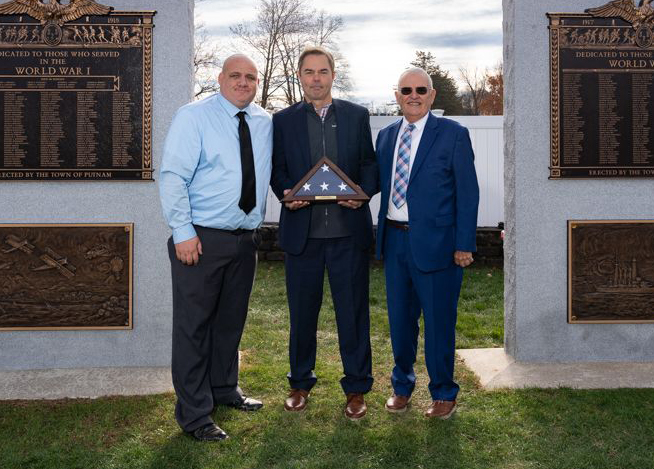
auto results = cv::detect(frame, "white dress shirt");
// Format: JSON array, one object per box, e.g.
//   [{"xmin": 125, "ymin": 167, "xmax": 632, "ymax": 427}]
[{"xmin": 386, "ymin": 112, "xmax": 429, "ymax": 222}]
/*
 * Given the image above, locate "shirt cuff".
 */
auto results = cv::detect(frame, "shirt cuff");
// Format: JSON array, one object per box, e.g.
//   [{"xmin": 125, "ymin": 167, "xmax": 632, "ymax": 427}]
[{"xmin": 172, "ymin": 224, "xmax": 197, "ymax": 244}]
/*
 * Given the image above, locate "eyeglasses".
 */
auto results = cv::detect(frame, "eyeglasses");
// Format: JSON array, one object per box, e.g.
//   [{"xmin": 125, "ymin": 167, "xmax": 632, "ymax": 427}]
[{"xmin": 399, "ymin": 87, "xmax": 429, "ymax": 95}]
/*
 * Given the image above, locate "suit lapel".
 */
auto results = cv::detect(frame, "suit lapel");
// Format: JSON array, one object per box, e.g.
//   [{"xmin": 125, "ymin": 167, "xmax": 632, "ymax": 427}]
[
  {"xmin": 383, "ymin": 119, "xmax": 402, "ymax": 194},
  {"xmin": 292, "ymin": 103, "xmax": 312, "ymax": 171},
  {"xmin": 333, "ymin": 99, "xmax": 349, "ymax": 173},
  {"xmin": 409, "ymin": 113, "xmax": 439, "ymax": 183}
]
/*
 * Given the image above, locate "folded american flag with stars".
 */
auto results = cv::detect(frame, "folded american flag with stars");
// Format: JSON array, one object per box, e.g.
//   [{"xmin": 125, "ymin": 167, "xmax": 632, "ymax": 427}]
[{"xmin": 282, "ymin": 157, "xmax": 369, "ymax": 202}]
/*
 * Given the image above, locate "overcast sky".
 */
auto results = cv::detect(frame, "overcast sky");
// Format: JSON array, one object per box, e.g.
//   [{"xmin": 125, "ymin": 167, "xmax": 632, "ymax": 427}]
[{"xmin": 196, "ymin": 0, "xmax": 503, "ymax": 106}]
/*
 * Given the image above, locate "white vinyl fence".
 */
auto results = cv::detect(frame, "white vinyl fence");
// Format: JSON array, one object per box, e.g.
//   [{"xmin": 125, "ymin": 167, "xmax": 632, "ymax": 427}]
[{"xmin": 265, "ymin": 114, "xmax": 504, "ymax": 228}]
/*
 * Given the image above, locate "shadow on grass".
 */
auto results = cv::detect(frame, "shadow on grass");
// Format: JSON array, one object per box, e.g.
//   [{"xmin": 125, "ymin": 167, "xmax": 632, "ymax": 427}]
[
  {"xmin": 4, "ymin": 385, "xmax": 654, "ymax": 468},
  {"xmin": 457, "ymin": 387, "xmax": 654, "ymax": 469},
  {"xmin": 211, "ymin": 389, "xmax": 469, "ymax": 469},
  {"xmin": 0, "ymin": 395, "xmax": 173, "ymax": 469},
  {"xmin": 144, "ymin": 433, "xmax": 213, "ymax": 469}
]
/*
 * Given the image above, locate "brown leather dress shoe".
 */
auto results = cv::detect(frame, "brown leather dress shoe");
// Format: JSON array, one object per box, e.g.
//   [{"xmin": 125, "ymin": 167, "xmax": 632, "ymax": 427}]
[
  {"xmin": 385, "ymin": 394, "xmax": 411, "ymax": 413},
  {"xmin": 284, "ymin": 389, "xmax": 309, "ymax": 411},
  {"xmin": 345, "ymin": 393, "xmax": 367, "ymax": 420},
  {"xmin": 425, "ymin": 400, "xmax": 457, "ymax": 419}
]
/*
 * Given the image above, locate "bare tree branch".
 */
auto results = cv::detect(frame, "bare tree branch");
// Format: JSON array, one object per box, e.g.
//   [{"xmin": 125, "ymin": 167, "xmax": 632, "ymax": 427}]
[
  {"xmin": 478, "ymin": 61, "xmax": 503, "ymax": 115},
  {"xmin": 193, "ymin": 18, "xmax": 223, "ymax": 100},
  {"xmin": 229, "ymin": 0, "xmax": 351, "ymax": 109},
  {"xmin": 459, "ymin": 65, "xmax": 488, "ymax": 116}
]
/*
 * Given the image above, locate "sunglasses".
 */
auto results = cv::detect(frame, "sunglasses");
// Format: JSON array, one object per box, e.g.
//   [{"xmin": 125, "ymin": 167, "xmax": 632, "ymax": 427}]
[{"xmin": 399, "ymin": 87, "xmax": 429, "ymax": 95}]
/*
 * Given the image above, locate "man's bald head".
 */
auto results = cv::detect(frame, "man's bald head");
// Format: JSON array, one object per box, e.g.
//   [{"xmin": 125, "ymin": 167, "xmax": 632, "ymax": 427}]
[
  {"xmin": 397, "ymin": 67, "xmax": 433, "ymax": 90},
  {"xmin": 222, "ymin": 54, "xmax": 258, "ymax": 74}
]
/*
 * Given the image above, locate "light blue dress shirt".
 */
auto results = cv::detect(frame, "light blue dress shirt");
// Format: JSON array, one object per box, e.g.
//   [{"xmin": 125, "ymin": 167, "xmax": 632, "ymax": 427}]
[{"xmin": 159, "ymin": 93, "xmax": 273, "ymax": 243}]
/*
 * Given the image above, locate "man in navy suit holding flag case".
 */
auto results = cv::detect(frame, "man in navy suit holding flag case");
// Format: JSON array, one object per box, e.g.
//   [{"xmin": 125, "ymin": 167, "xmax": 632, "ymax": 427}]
[
  {"xmin": 375, "ymin": 67, "xmax": 479, "ymax": 419},
  {"xmin": 271, "ymin": 46, "xmax": 378, "ymax": 420}
]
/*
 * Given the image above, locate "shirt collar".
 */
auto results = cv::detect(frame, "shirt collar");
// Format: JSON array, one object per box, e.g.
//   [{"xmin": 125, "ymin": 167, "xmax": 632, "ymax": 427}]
[
  {"xmin": 401, "ymin": 112, "xmax": 429, "ymax": 132},
  {"xmin": 317, "ymin": 103, "xmax": 331, "ymax": 121},
  {"xmin": 215, "ymin": 92, "xmax": 253, "ymax": 118},
  {"xmin": 304, "ymin": 100, "xmax": 333, "ymax": 116}
]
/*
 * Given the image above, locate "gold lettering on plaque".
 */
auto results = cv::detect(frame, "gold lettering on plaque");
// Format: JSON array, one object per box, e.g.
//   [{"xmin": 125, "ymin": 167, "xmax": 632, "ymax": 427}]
[
  {"xmin": 548, "ymin": 1, "xmax": 654, "ymax": 178},
  {"xmin": 0, "ymin": 2, "xmax": 155, "ymax": 180}
]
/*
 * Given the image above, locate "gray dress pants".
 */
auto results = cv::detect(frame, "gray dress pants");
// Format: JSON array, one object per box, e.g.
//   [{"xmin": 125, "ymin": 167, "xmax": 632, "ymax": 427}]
[{"xmin": 167, "ymin": 225, "xmax": 258, "ymax": 432}]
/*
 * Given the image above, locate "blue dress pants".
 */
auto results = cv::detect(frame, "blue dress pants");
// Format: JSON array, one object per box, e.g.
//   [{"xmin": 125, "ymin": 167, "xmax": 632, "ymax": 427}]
[{"xmin": 383, "ymin": 226, "xmax": 462, "ymax": 401}]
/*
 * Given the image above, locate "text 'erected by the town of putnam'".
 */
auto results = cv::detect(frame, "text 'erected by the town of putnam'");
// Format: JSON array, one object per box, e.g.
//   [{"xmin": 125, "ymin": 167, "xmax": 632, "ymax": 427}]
[
  {"xmin": 549, "ymin": 13, "xmax": 654, "ymax": 178},
  {"xmin": 0, "ymin": 12, "xmax": 154, "ymax": 181}
]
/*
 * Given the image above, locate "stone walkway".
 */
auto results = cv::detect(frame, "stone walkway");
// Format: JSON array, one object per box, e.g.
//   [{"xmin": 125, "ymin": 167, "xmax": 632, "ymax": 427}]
[
  {"xmin": 0, "ymin": 367, "xmax": 173, "ymax": 400},
  {"xmin": 3, "ymin": 350, "xmax": 654, "ymax": 400},
  {"xmin": 457, "ymin": 348, "xmax": 654, "ymax": 389}
]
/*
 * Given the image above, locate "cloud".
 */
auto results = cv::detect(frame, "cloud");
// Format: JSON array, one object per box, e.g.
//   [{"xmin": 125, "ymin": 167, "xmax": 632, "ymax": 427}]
[
  {"xmin": 406, "ymin": 31, "xmax": 502, "ymax": 49},
  {"xmin": 337, "ymin": 6, "xmax": 501, "ymax": 32},
  {"xmin": 202, "ymin": 24, "xmax": 233, "ymax": 37},
  {"xmin": 338, "ymin": 12, "xmax": 387, "ymax": 26},
  {"xmin": 196, "ymin": 0, "xmax": 237, "ymax": 9},
  {"xmin": 467, "ymin": 6, "xmax": 503, "ymax": 18},
  {"xmin": 194, "ymin": 0, "xmax": 502, "ymax": 103}
]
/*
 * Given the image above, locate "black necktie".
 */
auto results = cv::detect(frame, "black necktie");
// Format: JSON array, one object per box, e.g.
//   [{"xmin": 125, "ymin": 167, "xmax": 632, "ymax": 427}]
[{"xmin": 237, "ymin": 111, "xmax": 256, "ymax": 214}]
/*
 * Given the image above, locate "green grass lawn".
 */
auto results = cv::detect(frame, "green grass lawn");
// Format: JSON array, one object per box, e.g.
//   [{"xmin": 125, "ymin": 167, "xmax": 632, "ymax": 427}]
[{"xmin": 2, "ymin": 262, "xmax": 654, "ymax": 469}]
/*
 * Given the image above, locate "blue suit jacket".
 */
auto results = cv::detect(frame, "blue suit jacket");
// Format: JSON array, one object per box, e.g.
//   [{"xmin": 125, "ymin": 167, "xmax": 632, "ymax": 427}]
[
  {"xmin": 375, "ymin": 113, "xmax": 479, "ymax": 272},
  {"xmin": 271, "ymin": 99, "xmax": 378, "ymax": 255}
]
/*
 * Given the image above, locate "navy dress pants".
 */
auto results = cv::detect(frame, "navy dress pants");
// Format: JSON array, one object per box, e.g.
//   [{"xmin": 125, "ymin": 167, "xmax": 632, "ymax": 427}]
[{"xmin": 285, "ymin": 237, "xmax": 374, "ymax": 394}]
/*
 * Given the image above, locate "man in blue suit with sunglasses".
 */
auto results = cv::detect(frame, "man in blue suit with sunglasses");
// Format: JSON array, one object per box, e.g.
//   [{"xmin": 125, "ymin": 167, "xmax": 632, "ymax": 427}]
[{"xmin": 375, "ymin": 67, "xmax": 479, "ymax": 419}]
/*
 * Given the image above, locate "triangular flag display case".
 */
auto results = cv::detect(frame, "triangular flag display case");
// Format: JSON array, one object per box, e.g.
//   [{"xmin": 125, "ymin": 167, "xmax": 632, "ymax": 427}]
[{"xmin": 282, "ymin": 157, "xmax": 370, "ymax": 202}]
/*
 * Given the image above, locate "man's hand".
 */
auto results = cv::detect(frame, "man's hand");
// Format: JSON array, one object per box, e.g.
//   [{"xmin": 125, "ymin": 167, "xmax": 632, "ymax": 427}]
[
  {"xmin": 338, "ymin": 200, "xmax": 363, "ymax": 209},
  {"xmin": 454, "ymin": 251, "xmax": 474, "ymax": 268},
  {"xmin": 283, "ymin": 189, "xmax": 310, "ymax": 210},
  {"xmin": 175, "ymin": 236, "xmax": 203, "ymax": 266}
]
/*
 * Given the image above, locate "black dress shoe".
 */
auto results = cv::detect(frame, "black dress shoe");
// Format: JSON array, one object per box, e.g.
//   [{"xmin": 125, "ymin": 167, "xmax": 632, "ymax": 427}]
[
  {"xmin": 190, "ymin": 423, "xmax": 228, "ymax": 442},
  {"xmin": 227, "ymin": 395, "xmax": 264, "ymax": 411}
]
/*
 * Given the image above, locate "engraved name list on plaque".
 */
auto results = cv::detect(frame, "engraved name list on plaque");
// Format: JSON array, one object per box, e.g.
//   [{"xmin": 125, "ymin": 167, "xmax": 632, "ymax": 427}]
[
  {"xmin": 549, "ymin": 0, "xmax": 654, "ymax": 178},
  {"xmin": 0, "ymin": 0, "xmax": 155, "ymax": 180}
]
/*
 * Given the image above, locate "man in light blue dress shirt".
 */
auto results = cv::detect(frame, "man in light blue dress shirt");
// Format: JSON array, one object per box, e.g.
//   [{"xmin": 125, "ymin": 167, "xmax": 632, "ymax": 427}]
[{"xmin": 159, "ymin": 54, "xmax": 272, "ymax": 442}]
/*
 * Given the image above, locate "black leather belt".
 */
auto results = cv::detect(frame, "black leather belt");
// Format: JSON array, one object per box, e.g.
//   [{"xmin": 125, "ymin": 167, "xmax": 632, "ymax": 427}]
[
  {"xmin": 227, "ymin": 228, "xmax": 254, "ymax": 236},
  {"xmin": 196, "ymin": 225, "xmax": 253, "ymax": 236},
  {"xmin": 386, "ymin": 218, "xmax": 409, "ymax": 231},
  {"xmin": 220, "ymin": 228, "xmax": 253, "ymax": 236}
]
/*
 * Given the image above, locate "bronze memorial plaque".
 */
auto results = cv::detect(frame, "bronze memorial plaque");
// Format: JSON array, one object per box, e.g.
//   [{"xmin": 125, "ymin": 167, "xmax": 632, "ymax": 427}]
[
  {"xmin": 0, "ymin": 223, "xmax": 133, "ymax": 330},
  {"xmin": 568, "ymin": 220, "xmax": 654, "ymax": 323},
  {"xmin": 548, "ymin": 1, "xmax": 654, "ymax": 178},
  {"xmin": 0, "ymin": 0, "xmax": 155, "ymax": 180}
]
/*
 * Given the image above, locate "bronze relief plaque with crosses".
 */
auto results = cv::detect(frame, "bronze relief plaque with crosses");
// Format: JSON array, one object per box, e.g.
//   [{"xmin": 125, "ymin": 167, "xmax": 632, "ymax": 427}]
[{"xmin": 0, "ymin": 223, "xmax": 133, "ymax": 330}]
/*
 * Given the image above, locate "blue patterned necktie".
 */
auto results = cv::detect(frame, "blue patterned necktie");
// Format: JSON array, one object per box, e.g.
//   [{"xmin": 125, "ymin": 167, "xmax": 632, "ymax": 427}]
[{"xmin": 391, "ymin": 124, "xmax": 415, "ymax": 209}]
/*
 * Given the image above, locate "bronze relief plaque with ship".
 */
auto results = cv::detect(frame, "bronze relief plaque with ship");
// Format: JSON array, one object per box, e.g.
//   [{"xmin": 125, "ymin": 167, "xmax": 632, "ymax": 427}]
[
  {"xmin": 0, "ymin": 0, "xmax": 155, "ymax": 180},
  {"xmin": 548, "ymin": 1, "xmax": 654, "ymax": 178},
  {"xmin": 568, "ymin": 220, "xmax": 654, "ymax": 323},
  {"xmin": 0, "ymin": 223, "xmax": 133, "ymax": 330}
]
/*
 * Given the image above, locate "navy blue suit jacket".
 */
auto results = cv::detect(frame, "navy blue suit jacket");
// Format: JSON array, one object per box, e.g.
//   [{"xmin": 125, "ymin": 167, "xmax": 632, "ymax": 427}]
[
  {"xmin": 271, "ymin": 99, "xmax": 378, "ymax": 255},
  {"xmin": 375, "ymin": 113, "xmax": 479, "ymax": 272}
]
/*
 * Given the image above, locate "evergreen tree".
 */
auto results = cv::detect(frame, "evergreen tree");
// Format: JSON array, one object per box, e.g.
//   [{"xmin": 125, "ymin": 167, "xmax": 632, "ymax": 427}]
[{"xmin": 409, "ymin": 51, "xmax": 463, "ymax": 115}]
